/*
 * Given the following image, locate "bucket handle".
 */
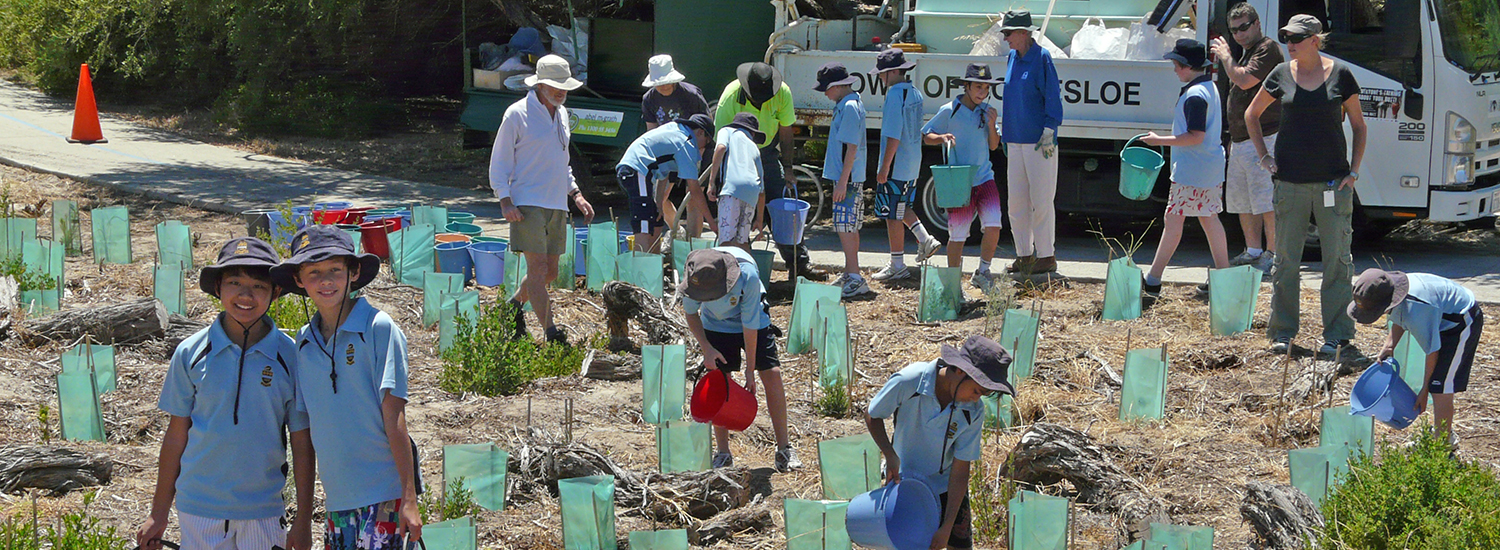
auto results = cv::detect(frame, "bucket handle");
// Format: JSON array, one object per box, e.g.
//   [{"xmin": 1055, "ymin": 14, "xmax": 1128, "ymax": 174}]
[
  {"xmin": 941, "ymin": 141, "xmax": 955, "ymax": 166},
  {"xmin": 1122, "ymin": 133, "xmax": 1162, "ymax": 156}
]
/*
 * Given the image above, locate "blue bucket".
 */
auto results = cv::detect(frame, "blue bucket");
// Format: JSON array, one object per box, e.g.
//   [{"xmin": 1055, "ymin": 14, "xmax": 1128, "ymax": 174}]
[
  {"xmin": 574, "ymin": 226, "xmax": 589, "ymax": 275},
  {"xmin": 767, "ymin": 198, "xmax": 810, "ymax": 246},
  {"xmin": 289, "ymin": 206, "xmax": 314, "ymax": 229},
  {"xmin": 847, "ymin": 478, "xmax": 940, "ymax": 550},
  {"xmin": 266, "ymin": 211, "xmax": 295, "ymax": 245},
  {"xmin": 1350, "ymin": 359, "xmax": 1419, "ymax": 430},
  {"xmin": 750, "ymin": 249, "xmax": 775, "ymax": 288},
  {"xmin": 395, "ymin": 210, "xmax": 413, "ymax": 229},
  {"xmin": 314, "ymin": 201, "xmax": 354, "ymax": 211},
  {"xmin": 435, "ymin": 241, "xmax": 474, "ymax": 284},
  {"xmin": 468, "ymin": 241, "xmax": 508, "ymax": 287}
]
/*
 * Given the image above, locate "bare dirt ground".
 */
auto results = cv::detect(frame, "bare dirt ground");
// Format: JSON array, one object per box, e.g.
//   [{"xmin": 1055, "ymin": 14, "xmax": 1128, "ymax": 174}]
[{"xmin": 1, "ymin": 161, "xmax": 1498, "ymax": 549}]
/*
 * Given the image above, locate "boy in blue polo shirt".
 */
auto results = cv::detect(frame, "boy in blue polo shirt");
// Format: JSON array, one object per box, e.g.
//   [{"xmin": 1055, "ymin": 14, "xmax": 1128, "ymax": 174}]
[
  {"xmin": 814, "ymin": 62, "xmax": 871, "ymax": 298},
  {"xmin": 272, "ymin": 226, "xmax": 421, "ymax": 549},
  {"xmin": 617, "ymin": 114, "xmax": 712, "ymax": 254},
  {"xmin": 137, "ymin": 237, "xmax": 314, "ymax": 550},
  {"xmin": 867, "ymin": 336, "xmax": 1014, "ymax": 550},
  {"xmin": 871, "ymin": 49, "xmax": 942, "ymax": 282},
  {"xmin": 705, "ymin": 112, "xmax": 765, "ymax": 251},
  {"xmin": 681, "ymin": 247, "xmax": 801, "ymax": 472},
  {"xmin": 923, "ymin": 63, "xmax": 1004, "ymax": 291}
]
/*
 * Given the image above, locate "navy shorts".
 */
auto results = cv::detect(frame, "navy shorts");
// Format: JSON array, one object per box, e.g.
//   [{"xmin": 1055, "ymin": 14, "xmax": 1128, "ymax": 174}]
[
  {"xmin": 1429, "ymin": 307, "xmax": 1483, "ymax": 394},
  {"xmin": 704, "ymin": 322, "xmax": 782, "ymax": 372},
  {"xmin": 618, "ymin": 165, "xmax": 666, "ymax": 235},
  {"xmin": 873, "ymin": 178, "xmax": 916, "ymax": 220}
]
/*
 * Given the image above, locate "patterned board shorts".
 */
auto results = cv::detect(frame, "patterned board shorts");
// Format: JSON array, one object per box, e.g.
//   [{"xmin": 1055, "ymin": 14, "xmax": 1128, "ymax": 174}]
[
  {"xmin": 873, "ymin": 178, "xmax": 916, "ymax": 220},
  {"xmin": 326, "ymin": 499, "xmax": 412, "ymax": 550},
  {"xmin": 1166, "ymin": 182, "xmax": 1224, "ymax": 217},
  {"xmin": 827, "ymin": 179, "xmax": 866, "ymax": 233},
  {"xmin": 717, "ymin": 194, "xmax": 757, "ymax": 245}
]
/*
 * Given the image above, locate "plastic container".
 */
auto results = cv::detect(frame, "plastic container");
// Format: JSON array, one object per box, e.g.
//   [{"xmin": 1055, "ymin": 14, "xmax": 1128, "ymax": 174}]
[
  {"xmin": 436, "ymin": 233, "xmax": 472, "ymax": 244},
  {"xmin": 395, "ymin": 210, "xmax": 413, "ymax": 228},
  {"xmin": 750, "ymin": 249, "xmax": 776, "ymax": 288},
  {"xmin": 446, "ymin": 222, "xmax": 484, "ymax": 237},
  {"xmin": 343, "ymin": 206, "xmax": 372, "ymax": 224},
  {"xmin": 447, "ymin": 212, "xmax": 476, "ymax": 225},
  {"xmin": 1350, "ymin": 359, "xmax": 1419, "ymax": 430},
  {"xmin": 468, "ymin": 241, "xmax": 508, "ymax": 287},
  {"xmin": 314, "ymin": 201, "xmax": 354, "ymax": 211},
  {"xmin": 1120, "ymin": 134, "xmax": 1164, "ymax": 201},
  {"xmin": 240, "ymin": 209, "xmax": 275, "ymax": 237},
  {"xmin": 360, "ymin": 219, "xmax": 396, "ymax": 259},
  {"xmin": 767, "ymin": 198, "xmax": 810, "ymax": 246},
  {"xmin": 931, "ymin": 144, "xmax": 975, "ymax": 209},
  {"xmin": 314, "ymin": 209, "xmax": 347, "ymax": 225},
  {"xmin": 472, "ymin": 236, "xmax": 506, "ymax": 244},
  {"xmin": 847, "ymin": 478, "xmax": 941, "ymax": 550},
  {"xmin": 435, "ymin": 241, "xmax": 474, "ymax": 284},
  {"xmin": 365, "ymin": 214, "xmax": 403, "ymax": 231},
  {"xmin": 690, "ymin": 370, "xmax": 757, "ymax": 431},
  {"xmin": 574, "ymin": 226, "xmax": 589, "ymax": 276}
]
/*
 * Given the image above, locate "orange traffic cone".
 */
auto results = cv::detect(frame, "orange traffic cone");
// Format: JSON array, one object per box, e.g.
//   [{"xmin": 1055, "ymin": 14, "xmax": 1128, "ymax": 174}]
[{"xmin": 67, "ymin": 64, "xmax": 107, "ymax": 144}]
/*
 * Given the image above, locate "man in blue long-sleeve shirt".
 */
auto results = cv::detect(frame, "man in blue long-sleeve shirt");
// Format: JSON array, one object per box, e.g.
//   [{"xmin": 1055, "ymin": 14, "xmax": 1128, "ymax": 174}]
[{"xmin": 1000, "ymin": 10, "xmax": 1064, "ymax": 276}]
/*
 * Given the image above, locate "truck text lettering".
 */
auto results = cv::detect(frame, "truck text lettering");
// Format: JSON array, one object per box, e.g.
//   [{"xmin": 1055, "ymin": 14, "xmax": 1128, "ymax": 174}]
[{"xmin": 1061, "ymin": 80, "xmax": 1141, "ymax": 106}]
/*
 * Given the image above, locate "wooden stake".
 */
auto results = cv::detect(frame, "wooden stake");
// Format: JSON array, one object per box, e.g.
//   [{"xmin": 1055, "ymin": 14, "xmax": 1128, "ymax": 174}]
[{"xmin": 565, "ymin": 397, "xmax": 574, "ymax": 445}]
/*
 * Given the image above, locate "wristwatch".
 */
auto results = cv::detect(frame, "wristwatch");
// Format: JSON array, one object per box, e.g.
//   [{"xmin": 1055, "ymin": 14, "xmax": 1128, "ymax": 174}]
[{"xmin": 1348, "ymin": 171, "xmax": 1359, "ymax": 181}]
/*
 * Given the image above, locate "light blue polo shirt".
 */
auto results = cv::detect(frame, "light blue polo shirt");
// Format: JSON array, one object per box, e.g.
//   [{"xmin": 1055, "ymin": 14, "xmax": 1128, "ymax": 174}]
[
  {"xmin": 822, "ymin": 91, "xmax": 867, "ymax": 183},
  {"xmin": 1001, "ymin": 44, "xmax": 1064, "ymax": 144},
  {"xmin": 922, "ymin": 97, "xmax": 996, "ymax": 187},
  {"xmin": 159, "ymin": 315, "xmax": 307, "ymax": 520},
  {"xmin": 1389, "ymin": 273, "xmax": 1477, "ymax": 354},
  {"xmin": 715, "ymin": 126, "xmax": 764, "ymax": 204},
  {"xmin": 682, "ymin": 247, "xmax": 771, "ymax": 334},
  {"xmin": 292, "ymin": 297, "xmax": 410, "ymax": 512},
  {"xmin": 880, "ymin": 81, "xmax": 924, "ymax": 182},
  {"xmin": 867, "ymin": 361, "xmax": 984, "ymax": 493},
  {"xmin": 618, "ymin": 122, "xmax": 703, "ymax": 182}
]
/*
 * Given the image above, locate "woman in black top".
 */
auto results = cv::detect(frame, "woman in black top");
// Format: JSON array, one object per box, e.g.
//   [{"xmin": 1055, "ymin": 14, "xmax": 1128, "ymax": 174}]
[{"xmin": 1244, "ymin": 14, "xmax": 1367, "ymax": 357}]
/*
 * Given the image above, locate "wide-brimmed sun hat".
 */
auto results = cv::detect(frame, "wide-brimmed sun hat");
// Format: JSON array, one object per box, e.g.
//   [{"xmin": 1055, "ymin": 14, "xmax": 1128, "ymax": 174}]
[
  {"xmin": 642, "ymin": 54, "xmax": 687, "ymax": 87},
  {"xmin": 1348, "ymin": 268, "xmax": 1410, "ymax": 324},
  {"xmin": 199, "ymin": 237, "xmax": 285, "ymax": 298},
  {"xmin": 813, "ymin": 62, "xmax": 860, "ymax": 92},
  {"xmin": 999, "ymin": 10, "xmax": 1040, "ymax": 32},
  {"xmin": 870, "ymin": 48, "xmax": 917, "ymax": 74},
  {"xmin": 680, "ymin": 248, "xmax": 740, "ymax": 302},
  {"xmin": 270, "ymin": 225, "xmax": 381, "ymax": 297},
  {"xmin": 525, "ymin": 54, "xmax": 583, "ymax": 91},
  {"xmin": 737, "ymin": 62, "xmax": 784, "ymax": 104},
  {"xmin": 725, "ymin": 112, "xmax": 766, "ymax": 144},
  {"xmin": 939, "ymin": 335, "xmax": 1016, "ymax": 395}
]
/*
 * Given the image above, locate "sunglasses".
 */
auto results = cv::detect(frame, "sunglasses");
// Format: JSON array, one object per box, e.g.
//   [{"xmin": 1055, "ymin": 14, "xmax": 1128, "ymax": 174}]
[
  {"xmin": 1278, "ymin": 31, "xmax": 1312, "ymax": 44},
  {"xmin": 1230, "ymin": 21, "xmax": 1256, "ymax": 33}
]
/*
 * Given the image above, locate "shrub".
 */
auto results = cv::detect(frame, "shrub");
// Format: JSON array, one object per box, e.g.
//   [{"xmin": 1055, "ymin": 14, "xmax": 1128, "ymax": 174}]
[
  {"xmin": 814, "ymin": 382, "xmax": 851, "ymax": 418},
  {"xmin": 1319, "ymin": 425, "xmax": 1500, "ymax": 549},
  {"xmin": 438, "ymin": 302, "xmax": 585, "ymax": 396},
  {"xmin": 418, "ymin": 477, "xmax": 483, "ymax": 524},
  {"xmin": 0, "ymin": 490, "xmax": 131, "ymax": 549}
]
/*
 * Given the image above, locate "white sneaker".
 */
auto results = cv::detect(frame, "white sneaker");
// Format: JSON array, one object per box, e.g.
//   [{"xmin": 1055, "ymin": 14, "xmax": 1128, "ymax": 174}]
[
  {"xmin": 841, "ymin": 273, "xmax": 871, "ymax": 298},
  {"xmin": 917, "ymin": 236, "xmax": 943, "ymax": 263},
  {"xmin": 872, "ymin": 264, "xmax": 911, "ymax": 281},
  {"xmin": 1230, "ymin": 250, "xmax": 1263, "ymax": 266},
  {"xmin": 775, "ymin": 446, "xmax": 803, "ymax": 472},
  {"xmin": 970, "ymin": 270, "xmax": 995, "ymax": 292},
  {"xmin": 712, "ymin": 452, "xmax": 733, "ymax": 468}
]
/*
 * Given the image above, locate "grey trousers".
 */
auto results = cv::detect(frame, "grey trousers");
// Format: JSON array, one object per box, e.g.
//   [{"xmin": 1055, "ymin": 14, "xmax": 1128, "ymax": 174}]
[{"xmin": 1268, "ymin": 179, "xmax": 1355, "ymax": 342}]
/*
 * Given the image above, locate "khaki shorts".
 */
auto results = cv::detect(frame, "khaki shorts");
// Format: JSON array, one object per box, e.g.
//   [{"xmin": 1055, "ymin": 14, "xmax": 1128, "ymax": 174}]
[{"xmin": 511, "ymin": 206, "xmax": 568, "ymax": 255}]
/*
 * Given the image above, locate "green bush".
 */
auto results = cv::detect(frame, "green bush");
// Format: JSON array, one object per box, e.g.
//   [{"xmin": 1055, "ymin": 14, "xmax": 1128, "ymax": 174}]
[
  {"xmin": 1320, "ymin": 425, "xmax": 1500, "ymax": 549},
  {"xmin": 418, "ymin": 477, "xmax": 483, "ymax": 524},
  {"xmin": 0, "ymin": 491, "xmax": 131, "ymax": 550},
  {"xmin": 438, "ymin": 302, "xmax": 585, "ymax": 396}
]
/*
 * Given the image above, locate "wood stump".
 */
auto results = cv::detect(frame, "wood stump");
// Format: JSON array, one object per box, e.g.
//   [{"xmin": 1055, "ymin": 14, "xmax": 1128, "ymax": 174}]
[
  {"xmin": 19, "ymin": 297, "xmax": 169, "ymax": 347},
  {"xmin": 1240, "ymin": 481, "xmax": 1324, "ymax": 549},
  {"xmin": 583, "ymin": 352, "xmax": 643, "ymax": 381},
  {"xmin": 1002, "ymin": 423, "xmax": 1170, "ymax": 542},
  {"xmin": 602, "ymin": 281, "xmax": 685, "ymax": 351},
  {"xmin": 0, "ymin": 445, "xmax": 113, "ymax": 496}
]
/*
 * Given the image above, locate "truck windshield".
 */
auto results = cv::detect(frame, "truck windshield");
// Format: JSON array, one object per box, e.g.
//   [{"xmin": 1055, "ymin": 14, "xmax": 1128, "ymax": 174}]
[{"xmin": 1433, "ymin": 0, "xmax": 1500, "ymax": 74}]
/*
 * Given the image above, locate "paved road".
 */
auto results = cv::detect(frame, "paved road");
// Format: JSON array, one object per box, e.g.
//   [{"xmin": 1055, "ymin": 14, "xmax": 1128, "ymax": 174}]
[{"xmin": 4, "ymin": 81, "xmax": 1499, "ymax": 302}]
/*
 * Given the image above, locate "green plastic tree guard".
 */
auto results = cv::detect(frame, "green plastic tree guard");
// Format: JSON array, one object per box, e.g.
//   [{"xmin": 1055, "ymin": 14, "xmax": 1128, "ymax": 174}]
[
  {"xmin": 413, "ymin": 205, "xmax": 449, "ymax": 232},
  {"xmin": 57, "ymin": 371, "xmax": 105, "ymax": 442},
  {"xmin": 52, "ymin": 200, "xmax": 82, "ymax": 256},
  {"xmin": 983, "ymin": 393, "xmax": 1015, "ymax": 429},
  {"xmin": 672, "ymin": 238, "xmax": 716, "ymax": 275},
  {"xmin": 586, "ymin": 221, "xmax": 618, "ymax": 291},
  {"xmin": 156, "ymin": 221, "xmax": 193, "ymax": 271},
  {"xmin": 438, "ymin": 291, "xmax": 481, "ymax": 352},
  {"xmin": 1001, "ymin": 309, "xmax": 1040, "ymax": 380},
  {"xmin": 442, "ymin": 443, "xmax": 509, "ymax": 511},
  {"xmin": 503, "ymin": 249, "xmax": 532, "ymax": 312},
  {"xmin": 422, "ymin": 516, "xmax": 477, "ymax": 550},
  {"xmin": 390, "ymin": 223, "xmax": 437, "ymax": 288},
  {"xmin": 656, "ymin": 420, "xmax": 712, "ymax": 473},
  {"xmin": 783, "ymin": 499, "xmax": 851, "ymax": 550},
  {"xmin": 341, "ymin": 226, "xmax": 363, "ymax": 255},
  {"xmin": 1119, "ymin": 347, "xmax": 1168, "ymax": 422},
  {"xmin": 627, "ymin": 529, "xmax": 689, "ymax": 550},
  {"xmin": 788, "ymin": 278, "xmax": 841, "ymax": 354},
  {"xmin": 642, "ymin": 344, "xmax": 687, "ymax": 424},
  {"xmin": 817, "ymin": 434, "xmax": 881, "ymax": 500},
  {"xmin": 1103, "ymin": 256, "xmax": 1143, "ymax": 321},
  {"xmin": 1208, "ymin": 265, "xmax": 1262, "ymax": 336},
  {"xmin": 558, "ymin": 475, "xmax": 617, "ymax": 550},
  {"xmin": 1288, "ymin": 446, "xmax": 1349, "ymax": 506},
  {"xmin": 918, "ymin": 265, "xmax": 963, "ymax": 322},
  {"xmin": 154, "ymin": 265, "xmax": 186, "ymax": 316},
  {"xmin": 817, "ymin": 299, "xmax": 851, "ymax": 389},
  {"xmin": 1007, "ymin": 490, "xmax": 1069, "ymax": 550},
  {"xmin": 90, "ymin": 206, "xmax": 131, "ymax": 264},
  {"xmin": 423, "ymin": 272, "xmax": 465, "ymax": 327},
  {"xmin": 20, "ymin": 239, "xmax": 64, "ymax": 312},
  {"xmin": 617, "ymin": 252, "xmax": 665, "ymax": 297},
  {"xmin": 1392, "ymin": 325, "xmax": 1430, "ymax": 397},
  {"xmin": 553, "ymin": 224, "xmax": 576, "ymax": 289},
  {"xmin": 1319, "ymin": 405, "xmax": 1374, "ymax": 460},
  {"xmin": 62, "ymin": 343, "xmax": 116, "ymax": 395},
  {"xmin": 1146, "ymin": 523, "xmax": 1214, "ymax": 550},
  {"xmin": 1, "ymin": 217, "xmax": 38, "ymax": 262}
]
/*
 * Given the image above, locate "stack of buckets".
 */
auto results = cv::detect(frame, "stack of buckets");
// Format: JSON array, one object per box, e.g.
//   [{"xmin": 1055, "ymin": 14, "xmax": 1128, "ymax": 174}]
[{"xmin": 436, "ymin": 212, "xmax": 487, "ymax": 285}]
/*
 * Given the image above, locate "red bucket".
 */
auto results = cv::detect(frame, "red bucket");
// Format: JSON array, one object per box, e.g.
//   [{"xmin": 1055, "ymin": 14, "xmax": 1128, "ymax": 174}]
[
  {"xmin": 359, "ymin": 219, "xmax": 396, "ymax": 259},
  {"xmin": 342, "ymin": 206, "xmax": 372, "ymax": 224},
  {"xmin": 314, "ymin": 209, "xmax": 347, "ymax": 225},
  {"xmin": 690, "ymin": 370, "xmax": 758, "ymax": 431}
]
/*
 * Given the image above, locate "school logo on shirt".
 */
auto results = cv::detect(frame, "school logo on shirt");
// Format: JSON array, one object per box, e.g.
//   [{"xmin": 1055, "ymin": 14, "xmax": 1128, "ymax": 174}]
[
  {"xmin": 728, "ymin": 296, "xmax": 739, "ymax": 306},
  {"xmin": 345, "ymin": 344, "xmax": 356, "ymax": 366},
  {"xmin": 261, "ymin": 365, "xmax": 273, "ymax": 387},
  {"xmin": 947, "ymin": 421, "xmax": 958, "ymax": 439}
]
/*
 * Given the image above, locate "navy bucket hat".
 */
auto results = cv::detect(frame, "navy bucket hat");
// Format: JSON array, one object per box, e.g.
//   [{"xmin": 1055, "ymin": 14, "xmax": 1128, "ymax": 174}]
[
  {"xmin": 270, "ymin": 225, "xmax": 381, "ymax": 296},
  {"xmin": 199, "ymin": 237, "xmax": 285, "ymax": 298}
]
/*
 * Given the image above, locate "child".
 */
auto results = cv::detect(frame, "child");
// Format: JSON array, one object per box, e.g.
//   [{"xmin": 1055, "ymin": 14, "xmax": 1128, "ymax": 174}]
[
  {"xmin": 617, "ymin": 113, "xmax": 712, "ymax": 254},
  {"xmin": 271, "ymin": 226, "xmax": 422, "ymax": 549},
  {"xmin": 813, "ymin": 62, "xmax": 871, "ymax": 298},
  {"xmin": 870, "ymin": 48, "xmax": 942, "ymax": 282},
  {"xmin": 705, "ymin": 112, "xmax": 765, "ymax": 252},
  {"xmin": 922, "ymin": 64, "xmax": 1004, "ymax": 291},
  {"xmin": 1350, "ymin": 268, "xmax": 1484, "ymax": 448},
  {"xmin": 136, "ymin": 237, "xmax": 314, "ymax": 550},
  {"xmin": 867, "ymin": 335, "xmax": 1014, "ymax": 550},
  {"xmin": 681, "ymin": 248, "xmax": 801, "ymax": 471},
  {"xmin": 1140, "ymin": 39, "xmax": 1231, "ymax": 302}
]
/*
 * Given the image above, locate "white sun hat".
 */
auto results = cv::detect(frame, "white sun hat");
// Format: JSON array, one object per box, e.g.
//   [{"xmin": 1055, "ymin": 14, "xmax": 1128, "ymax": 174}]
[
  {"xmin": 641, "ymin": 54, "xmax": 687, "ymax": 87},
  {"xmin": 524, "ymin": 54, "xmax": 583, "ymax": 91}
]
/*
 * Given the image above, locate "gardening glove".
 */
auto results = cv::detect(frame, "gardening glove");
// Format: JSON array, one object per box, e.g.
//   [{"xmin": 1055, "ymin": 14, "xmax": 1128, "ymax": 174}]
[{"xmin": 1035, "ymin": 127, "xmax": 1057, "ymax": 159}]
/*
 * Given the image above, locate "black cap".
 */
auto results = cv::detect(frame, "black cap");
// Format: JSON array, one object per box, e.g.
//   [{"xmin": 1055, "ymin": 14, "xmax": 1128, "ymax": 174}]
[
  {"xmin": 199, "ymin": 237, "xmax": 285, "ymax": 298},
  {"xmin": 1348, "ymin": 268, "xmax": 1410, "ymax": 324},
  {"xmin": 1163, "ymin": 38, "xmax": 1212, "ymax": 68},
  {"xmin": 813, "ymin": 62, "xmax": 859, "ymax": 92},
  {"xmin": 725, "ymin": 112, "xmax": 766, "ymax": 144},
  {"xmin": 270, "ymin": 225, "xmax": 381, "ymax": 296},
  {"xmin": 870, "ymin": 48, "xmax": 917, "ymax": 74},
  {"xmin": 736, "ymin": 62, "xmax": 783, "ymax": 105},
  {"xmin": 939, "ymin": 335, "xmax": 1016, "ymax": 395},
  {"xmin": 959, "ymin": 63, "xmax": 1000, "ymax": 84}
]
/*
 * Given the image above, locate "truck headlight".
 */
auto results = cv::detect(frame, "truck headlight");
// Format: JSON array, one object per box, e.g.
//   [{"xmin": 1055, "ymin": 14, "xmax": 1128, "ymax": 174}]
[
  {"xmin": 1447, "ymin": 112, "xmax": 1476, "ymax": 154},
  {"xmin": 1444, "ymin": 153, "xmax": 1473, "ymax": 186}
]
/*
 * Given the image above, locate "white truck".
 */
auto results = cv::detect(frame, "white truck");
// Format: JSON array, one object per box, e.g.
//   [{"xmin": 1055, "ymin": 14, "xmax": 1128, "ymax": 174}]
[{"xmin": 767, "ymin": 0, "xmax": 1500, "ymax": 240}]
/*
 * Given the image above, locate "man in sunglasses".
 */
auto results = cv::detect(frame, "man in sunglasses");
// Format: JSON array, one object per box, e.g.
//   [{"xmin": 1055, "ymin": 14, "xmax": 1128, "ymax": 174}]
[{"xmin": 1211, "ymin": 3, "xmax": 1283, "ymax": 275}]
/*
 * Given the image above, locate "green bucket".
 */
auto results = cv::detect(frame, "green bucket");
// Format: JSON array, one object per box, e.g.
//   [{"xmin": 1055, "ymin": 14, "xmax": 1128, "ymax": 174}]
[
  {"xmin": 1119, "ymin": 134, "xmax": 1164, "ymax": 201},
  {"xmin": 446, "ymin": 222, "xmax": 483, "ymax": 237},
  {"xmin": 931, "ymin": 144, "xmax": 974, "ymax": 209}
]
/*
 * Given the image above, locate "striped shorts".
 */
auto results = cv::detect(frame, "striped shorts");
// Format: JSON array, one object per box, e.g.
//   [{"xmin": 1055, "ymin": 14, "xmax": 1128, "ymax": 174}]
[{"xmin": 178, "ymin": 510, "xmax": 286, "ymax": 550}]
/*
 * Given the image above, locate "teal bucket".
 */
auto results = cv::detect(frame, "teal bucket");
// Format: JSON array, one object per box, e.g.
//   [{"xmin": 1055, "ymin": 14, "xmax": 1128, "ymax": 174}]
[
  {"xmin": 931, "ymin": 164, "xmax": 975, "ymax": 209},
  {"xmin": 750, "ymin": 249, "xmax": 775, "ymax": 288},
  {"xmin": 468, "ymin": 241, "xmax": 508, "ymax": 287},
  {"xmin": 446, "ymin": 222, "xmax": 483, "ymax": 237},
  {"xmin": 847, "ymin": 478, "xmax": 941, "ymax": 550},
  {"xmin": 1119, "ymin": 134, "xmax": 1164, "ymax": 201},
  {"xmin": 447, "ymin": 212, "xmax": 476, "ymax": 225},
  {"xmin": 1351, "ymin": 359, "xmax": 1419, "ymax": 430}
]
